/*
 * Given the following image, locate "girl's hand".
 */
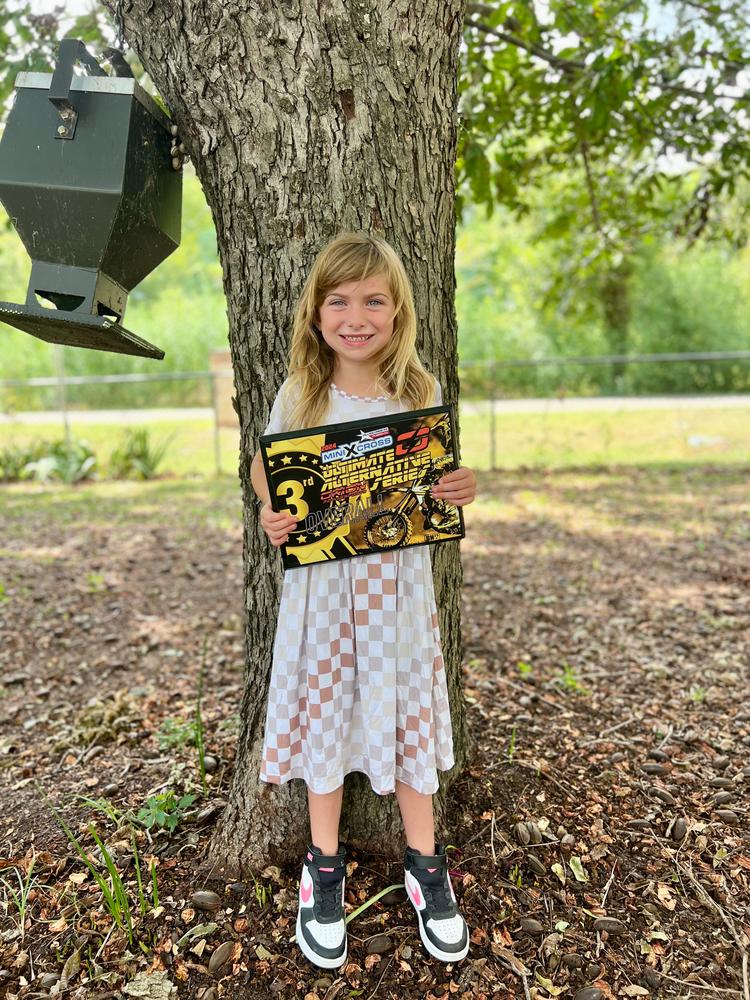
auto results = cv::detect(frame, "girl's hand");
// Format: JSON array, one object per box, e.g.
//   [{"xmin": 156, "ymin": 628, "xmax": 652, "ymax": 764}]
[
  {"xmin": 431, "ymin": 466, "xmax": 476, "ymax": 506},
  {"xmin": 260, "ymin": 502, "xmax": 298, "ymax": 547}
]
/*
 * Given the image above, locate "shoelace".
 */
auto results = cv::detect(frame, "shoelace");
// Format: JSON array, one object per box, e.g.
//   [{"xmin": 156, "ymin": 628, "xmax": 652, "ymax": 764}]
[
  {"xmin": 314, "ymin": 871, "xmax": 345, "ymax": 919},
  {"xmin": 414, "ymin": 869, "xmax": 456, "ymax": 919}
]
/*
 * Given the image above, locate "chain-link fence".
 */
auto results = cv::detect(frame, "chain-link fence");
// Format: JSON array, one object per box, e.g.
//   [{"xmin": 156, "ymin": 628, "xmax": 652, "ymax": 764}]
[{"xmin": 2, "ymin": 350, "xmax": 749, "ymax": 474}]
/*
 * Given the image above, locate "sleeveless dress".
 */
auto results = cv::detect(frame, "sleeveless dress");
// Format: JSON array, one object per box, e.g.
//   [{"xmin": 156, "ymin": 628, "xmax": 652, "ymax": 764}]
[{"xmin": 258, "ymin": 375, "xmax": 455, "ymax": 796}]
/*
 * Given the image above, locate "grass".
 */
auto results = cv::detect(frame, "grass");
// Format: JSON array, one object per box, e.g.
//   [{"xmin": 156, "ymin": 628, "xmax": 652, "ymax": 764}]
[
  {"xmin": 477, "ymin": 406, "xmax": 749, "ymax": 469},
  {"xmin": 37, "ymin": 782, "xmax": 157, "ymax": 951},
  {"xmin": 0, "ymin": 478, "xmax": 242, "ymax": 535},
  {"xmin": 0, "ymin": 405, "xmax": 748, "ymax": 478},
  {"xmin": 0, "ymin": 849, "xmax": 47, "ymax": 944}
]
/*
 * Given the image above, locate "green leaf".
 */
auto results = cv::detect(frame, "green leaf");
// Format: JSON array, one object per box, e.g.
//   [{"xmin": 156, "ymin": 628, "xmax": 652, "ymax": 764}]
[
  {"xmin": 551, "ymin": 862, "xmax": 566, "ymax": 884},
  {"xmin": 569, "ymin": 856, "xmax": 589, "ymax": 882},
  {"xmin": 535, "ymin": 972, "xmax": 565, "ymax": 995}
]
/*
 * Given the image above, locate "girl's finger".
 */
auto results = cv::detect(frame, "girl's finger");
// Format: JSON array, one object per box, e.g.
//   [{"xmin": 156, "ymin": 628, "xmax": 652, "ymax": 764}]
[
  {"xmin": 433, "ymin": 487, "xmax": 465, "ymax": 496},
  {"xmin": 436, "ymin": 492, "xmax": 473, "ymax": 503}
]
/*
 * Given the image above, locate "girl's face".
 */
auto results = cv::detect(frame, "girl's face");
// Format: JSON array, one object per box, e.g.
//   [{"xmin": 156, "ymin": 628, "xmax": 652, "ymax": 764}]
[{"xmin": 317, "ymin": 274, "xmax": 396, "ymax": 363}]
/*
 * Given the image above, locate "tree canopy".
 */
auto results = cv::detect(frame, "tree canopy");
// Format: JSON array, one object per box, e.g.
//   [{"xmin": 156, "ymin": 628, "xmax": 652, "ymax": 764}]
[
  {"xmin": 4, "ymin": 0, "xmax": 750, "ymax": 254},
  {"xmin": 3, "ymin": 0, "xmax": 750, "ymax": 365},
  {"xmin": 458, "ymin": 0, "xmax": 750, "ymax": 253}
]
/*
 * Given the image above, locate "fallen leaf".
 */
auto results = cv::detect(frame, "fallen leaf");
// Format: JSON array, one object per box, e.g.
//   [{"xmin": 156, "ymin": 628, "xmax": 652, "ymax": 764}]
[
  {"xmin": 491, "ymin": 944, "xmax": 530, "ymax": 975},
  {"xmin": 471, "ymin": 926, "xmax": 488, "ymax": 945},
  {"xmin": 190, "ymin": 938, "xmax": 207, "ymax": 957},
  {"xmin": 569, "ymin": 856, "xmax": 589, "ymax": 882},
  {"xmin": 535, "ymin": 971, "xmax": 565, "ymax": 995},
  {"xmin": 656, "ymin": 883, "xmax": 676, "ymax": 911},
  {"xmin": 122, "ymin": 971, "xmax": 178, "ymax": 999},
  {"xmin": 173, "ymin": 963, "xmax": 189, "ymax": 983},
  {"xmin": 60, "ymin": 947, "xmax": 80, "ymax": 989}
]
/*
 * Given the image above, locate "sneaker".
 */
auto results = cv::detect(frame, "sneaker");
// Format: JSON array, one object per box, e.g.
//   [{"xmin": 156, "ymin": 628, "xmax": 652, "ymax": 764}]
[
  {"xmin": 403, "ymin": 842, "xmax": 469, "ymax": 962},
  {"xmin": 295, "ymin": 842, "xmax": 348, "ymax": 969}
]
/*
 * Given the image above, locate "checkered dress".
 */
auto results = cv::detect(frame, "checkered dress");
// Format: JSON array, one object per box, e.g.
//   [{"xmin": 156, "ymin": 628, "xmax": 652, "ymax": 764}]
[{"xmin": 259, "ymin": 376, "xmax": 455, "ymax": 796}]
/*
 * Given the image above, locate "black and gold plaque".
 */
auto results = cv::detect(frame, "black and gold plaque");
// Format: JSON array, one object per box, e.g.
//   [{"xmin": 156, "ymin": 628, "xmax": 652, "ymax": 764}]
[{"xmin": 259, "ymin": 405, "xmax": 465, "ymax": 570}]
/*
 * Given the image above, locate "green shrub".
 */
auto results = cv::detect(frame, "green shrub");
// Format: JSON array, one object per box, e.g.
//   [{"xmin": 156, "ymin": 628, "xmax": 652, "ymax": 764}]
[
  {"xmin": 136, "ymin": 791, "xmax": 197, "ymax": 833},
  {"xmin": 156, "ymin": 716, "xmax": 199, "ymax": 749},
  {"xmin": 0, "ymin": 441, "xmax": 50, "ymax": 482},
  {"xmin": 109, "ymin": 428, "xmax": 173, "ymax": 480},
  {"xmin": 20, "ymin": 439, "xmax": 97, "ymax": 484}
]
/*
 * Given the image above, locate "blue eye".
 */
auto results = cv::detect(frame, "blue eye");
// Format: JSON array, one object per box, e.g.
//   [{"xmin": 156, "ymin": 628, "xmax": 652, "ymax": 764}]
[{"xmin": 330, "ymin": 298, "xmax": 384, "ymax": 306}]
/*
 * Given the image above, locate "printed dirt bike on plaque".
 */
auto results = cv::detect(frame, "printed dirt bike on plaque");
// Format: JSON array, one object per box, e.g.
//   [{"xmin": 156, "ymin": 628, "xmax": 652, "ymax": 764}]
[{"xmin": 259, "ymin": 403, "xmax": 465, "ymax": 570}]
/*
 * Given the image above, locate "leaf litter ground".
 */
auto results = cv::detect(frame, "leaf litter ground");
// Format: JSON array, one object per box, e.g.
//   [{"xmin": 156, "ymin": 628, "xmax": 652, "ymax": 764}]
[{"xmin": 0, "ymin": 464, "xmax": 748, "ymax": 999}]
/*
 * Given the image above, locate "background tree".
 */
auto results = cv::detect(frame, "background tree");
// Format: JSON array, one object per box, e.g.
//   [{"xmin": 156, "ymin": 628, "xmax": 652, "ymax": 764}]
[
  {"xmin": 459, "ymin": 1, "xmax": 750, "ymax": 391},
  {"xmin": 8, "ymin": 1, "xmax": 750, "ymax": 244},
  {"xmin": 5, "ymin": 0, "xmax": 750, "ymax": 386},
  {"xmin": 457, "ymin": 0, "xmax": 750, "ymax": 376}
]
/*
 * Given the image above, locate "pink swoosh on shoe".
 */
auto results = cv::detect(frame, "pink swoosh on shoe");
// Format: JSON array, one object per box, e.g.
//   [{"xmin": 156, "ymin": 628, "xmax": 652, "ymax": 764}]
[
  {"xmin": 407, "ymin": 876, "xmax": 422, "ymax": 908},
  {"xmin": 300, "ymin": 877, "xmax": 313, "ymax": 904}
]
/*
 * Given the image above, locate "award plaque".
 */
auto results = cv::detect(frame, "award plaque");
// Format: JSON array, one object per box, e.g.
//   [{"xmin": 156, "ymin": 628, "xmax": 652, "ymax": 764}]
[{"xmin": 259, "ymin": 404, "xmax": 465, "ymax": 570}]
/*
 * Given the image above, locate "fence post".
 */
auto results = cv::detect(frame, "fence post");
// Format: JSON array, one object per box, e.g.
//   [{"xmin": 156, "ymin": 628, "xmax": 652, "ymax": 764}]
[{"xmin": 489, "ymin": 358, "xmax": 496, "ymax": 472}]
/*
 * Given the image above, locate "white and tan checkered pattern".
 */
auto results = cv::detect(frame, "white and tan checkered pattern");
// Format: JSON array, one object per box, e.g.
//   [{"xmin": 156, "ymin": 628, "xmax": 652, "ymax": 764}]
[{"xmin": 258, "ymin": 377, "xmax": 455, "ymax": 796}]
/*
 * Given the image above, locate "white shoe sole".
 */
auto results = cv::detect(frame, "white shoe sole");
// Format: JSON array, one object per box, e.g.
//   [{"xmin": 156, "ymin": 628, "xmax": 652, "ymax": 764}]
[
  {"xmin": 408, "ymin": 894, "xmax": 470, "ymax": 962},
  {"xmin": 295, "ymin": 909, "xmax": 348, "ymax": 970}
]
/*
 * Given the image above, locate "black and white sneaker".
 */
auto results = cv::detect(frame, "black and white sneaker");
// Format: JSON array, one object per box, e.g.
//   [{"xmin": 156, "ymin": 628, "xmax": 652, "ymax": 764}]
[
  {"xmin": 404, "ymin": 842, "xmax": 469, "ymax": 962},
  {"xmin": 295, "ymin": 842, "xmax": 348, "ymax": 969}
]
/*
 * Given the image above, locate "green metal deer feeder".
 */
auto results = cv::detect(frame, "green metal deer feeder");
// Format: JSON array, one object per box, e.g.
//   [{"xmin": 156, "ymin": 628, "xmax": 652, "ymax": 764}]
[{"xmin": 0, "ymin": 38, "xmax": 184, "ymax": 360}]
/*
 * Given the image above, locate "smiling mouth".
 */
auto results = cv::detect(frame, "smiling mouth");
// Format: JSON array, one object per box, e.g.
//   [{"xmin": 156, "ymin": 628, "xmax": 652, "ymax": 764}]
[{"xmin": 340, "ymin": 334, "xmax": 374, "ymax": 344}]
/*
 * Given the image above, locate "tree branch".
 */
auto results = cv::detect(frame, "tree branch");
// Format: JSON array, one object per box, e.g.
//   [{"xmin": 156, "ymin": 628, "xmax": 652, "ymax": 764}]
[
  {"xmin": 463, "ymin": 17, "xmax": 584, "ymax": 73},
  {"xmin": 580, "ymin": 139, "xmax": 611, "ymax": 247}
]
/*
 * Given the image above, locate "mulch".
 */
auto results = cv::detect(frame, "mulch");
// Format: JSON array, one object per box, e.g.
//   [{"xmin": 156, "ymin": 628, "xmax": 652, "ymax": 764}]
[{"xmin": 1, "ymin": 464, "xmax": 748, "ymax": 999}]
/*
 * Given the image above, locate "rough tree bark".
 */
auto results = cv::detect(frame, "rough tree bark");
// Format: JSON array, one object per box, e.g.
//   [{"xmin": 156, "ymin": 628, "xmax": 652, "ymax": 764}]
[{"xmin": 106, "ymin": 0, "xmax": 468, "ymax": 875}]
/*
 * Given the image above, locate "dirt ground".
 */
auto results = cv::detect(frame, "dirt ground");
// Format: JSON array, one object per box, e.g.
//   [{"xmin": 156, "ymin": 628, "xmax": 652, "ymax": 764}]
[{"xmin": 1, "ymin": 465, "xmax": 749, "ymax": 1000}]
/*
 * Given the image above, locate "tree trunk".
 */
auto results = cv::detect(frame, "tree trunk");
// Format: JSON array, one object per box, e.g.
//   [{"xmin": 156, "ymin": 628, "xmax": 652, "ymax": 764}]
[
  {"xmin": 109, "ymin": 0, "xmax": 468, "ymax": 876},
  {"xmin": 601, "ymin": 260, "xmax": 633, "ymax": 386}
]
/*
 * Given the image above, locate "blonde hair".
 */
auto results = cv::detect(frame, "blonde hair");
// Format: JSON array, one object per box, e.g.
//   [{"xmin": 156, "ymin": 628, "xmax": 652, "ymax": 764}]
[{"xmin": 281, "ymin": 231, "xmax": 437, "ymax": 430}]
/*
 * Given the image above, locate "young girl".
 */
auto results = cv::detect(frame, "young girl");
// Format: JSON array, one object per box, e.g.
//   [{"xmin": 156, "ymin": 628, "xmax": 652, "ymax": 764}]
[{"xmin": 249, "ymin": 232, "xmax": 477, "ymax": 971}]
